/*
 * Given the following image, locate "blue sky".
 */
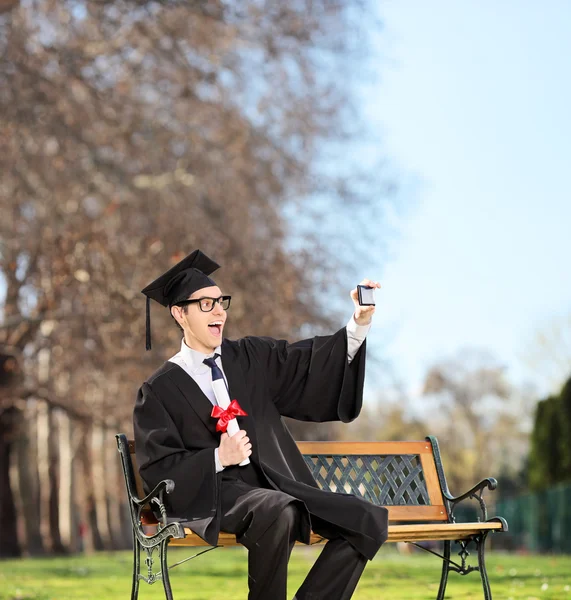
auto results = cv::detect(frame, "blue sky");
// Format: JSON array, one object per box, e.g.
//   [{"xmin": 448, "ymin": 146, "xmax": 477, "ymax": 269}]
[{"xmin": 361, "ymin": 0, "xmax": 571, "ymax": 400}]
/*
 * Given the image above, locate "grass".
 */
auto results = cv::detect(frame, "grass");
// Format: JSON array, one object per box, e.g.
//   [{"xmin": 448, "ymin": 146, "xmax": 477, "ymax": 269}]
[{"xmin": 0, "ymin": 546, "xmax": 570, "ymax": 599}]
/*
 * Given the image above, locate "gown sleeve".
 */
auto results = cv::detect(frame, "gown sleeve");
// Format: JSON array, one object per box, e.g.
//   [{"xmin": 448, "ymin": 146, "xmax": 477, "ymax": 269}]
[
  {"xmin": 251, "ymin": 326, "xmax": 367, "ymax": 423},
  {"xmin": 133, "ymin": 381, "xmax": 218, "ymax": 519}
]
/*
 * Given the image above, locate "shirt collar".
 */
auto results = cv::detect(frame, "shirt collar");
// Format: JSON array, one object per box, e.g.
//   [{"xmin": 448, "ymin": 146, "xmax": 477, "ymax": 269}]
[{"xmin": 179, "ymin": 338, "xmax": 222, "ymax": 372}]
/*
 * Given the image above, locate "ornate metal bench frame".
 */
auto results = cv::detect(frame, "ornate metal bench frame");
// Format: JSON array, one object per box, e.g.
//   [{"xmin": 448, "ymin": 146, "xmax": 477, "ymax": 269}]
[{"xmin": 116, "ymin": 434, "xmax": 508, "ymax": 600}]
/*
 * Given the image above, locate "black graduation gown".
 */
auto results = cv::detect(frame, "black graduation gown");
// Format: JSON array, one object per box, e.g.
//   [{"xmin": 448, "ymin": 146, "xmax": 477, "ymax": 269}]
[{"xmin": 133, "ymin": 327, "xmax": 388, "ymax": 560}]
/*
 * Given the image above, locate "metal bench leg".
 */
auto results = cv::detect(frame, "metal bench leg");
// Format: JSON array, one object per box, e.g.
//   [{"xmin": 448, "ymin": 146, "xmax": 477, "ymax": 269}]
[
  {"xmin": 476, "ymin": 532, "xmax": 492, "ymax": 600},
  {"xmin": 436, "ymin": 540, "xmax": 450, "ymax": 600},
  {"xmin": 160, "ymin": 538, "xmax": 174, "ymax": 600},
  {"xmin": 131, "ymin": 539, "xmax": 141, "ymax": 600}
]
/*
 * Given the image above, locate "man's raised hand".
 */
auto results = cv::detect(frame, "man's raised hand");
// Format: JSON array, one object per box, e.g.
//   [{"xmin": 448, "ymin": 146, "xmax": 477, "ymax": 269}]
[
  {"xmin": 218, "ymin": 429, "xmax": 252, "ymax": 467},
  {"xmin": 350, "ymin": 279, "xmax": 381, "ymax": 326}
]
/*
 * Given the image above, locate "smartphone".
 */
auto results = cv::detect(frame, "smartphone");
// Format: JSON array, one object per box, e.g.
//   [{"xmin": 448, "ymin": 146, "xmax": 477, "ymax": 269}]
[{"xmin": 357, "ymin": 285, "xmax": 376, "ymax": 306}]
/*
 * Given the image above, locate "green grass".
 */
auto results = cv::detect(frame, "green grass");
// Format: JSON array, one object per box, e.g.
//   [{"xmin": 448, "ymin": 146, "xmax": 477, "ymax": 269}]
[{"xmin": 0, "ymin": 547, "xmax": 570, "ymax": 599}]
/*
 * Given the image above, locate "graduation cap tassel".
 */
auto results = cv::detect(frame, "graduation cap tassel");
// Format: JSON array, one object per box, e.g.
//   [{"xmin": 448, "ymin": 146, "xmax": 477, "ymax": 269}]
[{"xmin": 145, "ymin": 295, "xmax": 152, "ymax": 351}]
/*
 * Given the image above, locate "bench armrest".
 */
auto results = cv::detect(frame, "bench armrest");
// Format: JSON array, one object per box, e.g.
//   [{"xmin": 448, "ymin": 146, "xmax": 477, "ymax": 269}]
[
  {"xmin": 134, "ymin": 479, "xmax": 175, "ymax": 507},
  {"xmin": 442, "ymin": 477, "xmax": 497, "ymax": 522},
  {"xmin": 133, "ymin": 479, "xmax": 175, "ymax": 528}
]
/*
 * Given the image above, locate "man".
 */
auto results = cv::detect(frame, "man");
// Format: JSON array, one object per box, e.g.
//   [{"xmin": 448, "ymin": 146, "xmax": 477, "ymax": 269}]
[{"xmin": 134, "ymin": 250, "xmax": 388, "ymax": 600}]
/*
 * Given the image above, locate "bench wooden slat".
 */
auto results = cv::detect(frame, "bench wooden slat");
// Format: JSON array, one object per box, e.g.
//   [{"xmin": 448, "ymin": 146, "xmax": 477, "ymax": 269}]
[
  {"xmin": 387, "ymin": 505, "xmax": 448, "ymax": 521},
  {"xmin": 165, "ymin": 522, "xmax": 505, "ymax": 547},
  {"xmin": 296, "ymin": 441, "xmax": 434, "ymax": 455},
  {"xmin": 386, "ymin": 522, "xmax": 504, "ymax": 542}
]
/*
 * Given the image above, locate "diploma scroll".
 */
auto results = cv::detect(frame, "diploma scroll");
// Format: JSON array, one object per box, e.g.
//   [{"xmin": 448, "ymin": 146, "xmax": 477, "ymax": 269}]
[{"xmin": 211, "ymin": 378, "xmax": 250, "ymax": 466}]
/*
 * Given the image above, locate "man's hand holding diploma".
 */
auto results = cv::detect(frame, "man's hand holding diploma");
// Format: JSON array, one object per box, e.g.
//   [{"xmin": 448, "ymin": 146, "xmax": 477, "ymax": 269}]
[{"xmin": 219, "ymin": 429, "xmax": 252, "ymax": 467}]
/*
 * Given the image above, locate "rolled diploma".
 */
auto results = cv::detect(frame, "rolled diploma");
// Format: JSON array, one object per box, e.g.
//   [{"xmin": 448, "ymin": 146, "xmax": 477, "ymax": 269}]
[{"xmin": 211, "ymin": 378, "xmax": 250, "ymax": 466}]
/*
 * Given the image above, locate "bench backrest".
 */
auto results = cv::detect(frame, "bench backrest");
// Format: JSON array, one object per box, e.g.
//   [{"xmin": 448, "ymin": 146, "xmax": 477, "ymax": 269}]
[
  {"xmin": 297, "ymin": 441, "xmax": 449, "ymax": 522},
  {"xmin": 120, "ymin": 437, "xmax": 451, "ymax": 524}
]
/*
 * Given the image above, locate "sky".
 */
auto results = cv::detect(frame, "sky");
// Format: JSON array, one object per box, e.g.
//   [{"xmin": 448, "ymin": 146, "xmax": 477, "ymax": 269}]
[{"xmin": 361, "ymin": 0, "xmax": 571, "ymax": 401}]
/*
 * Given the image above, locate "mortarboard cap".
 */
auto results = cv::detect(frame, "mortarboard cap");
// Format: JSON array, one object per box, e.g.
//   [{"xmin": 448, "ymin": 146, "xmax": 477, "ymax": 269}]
[{"xmin": 141, "ymin": 249, "xmax": 220, "ymax": 350}]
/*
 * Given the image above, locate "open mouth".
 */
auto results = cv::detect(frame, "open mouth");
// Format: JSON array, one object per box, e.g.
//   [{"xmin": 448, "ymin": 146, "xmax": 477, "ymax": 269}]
[{"xmin": 208, "ymin": 321, "xmax": 223, "ymax": 336}]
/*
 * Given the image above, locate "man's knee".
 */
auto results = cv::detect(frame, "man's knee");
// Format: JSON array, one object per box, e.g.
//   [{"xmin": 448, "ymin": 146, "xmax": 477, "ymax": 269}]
[
  {"xmin": 271, "ymin": 501, "xmax": 300, "ymax": 536},
  {"xmin": 282, "ymin": 502, "xmax": 300, "ymax": 526}
]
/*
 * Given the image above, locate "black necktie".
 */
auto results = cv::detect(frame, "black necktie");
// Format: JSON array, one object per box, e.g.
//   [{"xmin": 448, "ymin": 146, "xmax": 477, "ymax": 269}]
[{"xmin": 203, "ymin": 354, "xmax": 225, "ymax": 389}]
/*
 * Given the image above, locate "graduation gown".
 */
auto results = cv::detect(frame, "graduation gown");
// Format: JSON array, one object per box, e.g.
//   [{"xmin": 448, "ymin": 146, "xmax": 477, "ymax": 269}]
[{"xmin": 133, "ymin": 327, "xmax": 388, "ymax": 560}]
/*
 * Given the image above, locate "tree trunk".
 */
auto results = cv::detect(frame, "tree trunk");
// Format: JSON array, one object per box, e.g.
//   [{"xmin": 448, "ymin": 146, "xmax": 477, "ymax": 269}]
[
  {"xmin": 15, "ymin": 400, "xmax": 44, "ymax": 555},
  {"xmin": 0, "ymin": 407, "xmax": 21, "ymax": 557},
  {"xmin": 75, "ymin": 422, "xmax": 100, "ymax": 552},
  {"xmin": 106, "ymin": 425, "xmax": 120, "ymax": 549},
  {"xmin": 48, "ymin": 407, "xmax": 65, "ymax": 554},
  {"xmin": 91, "ymin": 424, "xmax": 111, "ymax": 549},
  {"xmin": 36, "ymin": 400, "xmax": 51, "ymax": 551},
  {"xmin": 56, "ymin": 409, "xmax": 73, "ymax": 552}
]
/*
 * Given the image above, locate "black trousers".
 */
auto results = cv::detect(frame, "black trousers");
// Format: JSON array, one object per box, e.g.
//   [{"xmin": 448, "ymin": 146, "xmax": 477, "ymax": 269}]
[{"xmin": 219, "ymin": 469, "xmax": 370, "ymax": 600}]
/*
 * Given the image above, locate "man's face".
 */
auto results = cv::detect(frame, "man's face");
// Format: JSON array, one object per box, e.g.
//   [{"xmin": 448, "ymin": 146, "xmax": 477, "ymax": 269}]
[{"xmin": 172, "ymin": 285, "xmax": 228, "ymax": 353}]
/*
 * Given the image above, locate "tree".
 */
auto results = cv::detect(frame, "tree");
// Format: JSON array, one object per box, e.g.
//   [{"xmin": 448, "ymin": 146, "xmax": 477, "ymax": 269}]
[
  {"xmin": 0, "ymin": 347, "xmax": 21, "ymax": 556},
  {"xmin": 528, "ymin": 395, "xmax": 562, "ymax": 490},
  {"xmin": 528, "ymin": 375, "xmax": 571, "ymax": 490},
  {"xmin": 422, "ymin": 349, "xmax": 531, "ymax": 495},
  {"xmin": 0, "ymin": 347, "xmax": 20, "ymax": 389},
  {"xmin": 0, "ymin": 0, "xmax": 392, "ymax": 555},
  {"xmin": 559, "ymin": 376, "xmax": 571, "ymax": 480},
  {"xmin": 520, "ymin": 312, "xmax": 571, "ymax": 395}
]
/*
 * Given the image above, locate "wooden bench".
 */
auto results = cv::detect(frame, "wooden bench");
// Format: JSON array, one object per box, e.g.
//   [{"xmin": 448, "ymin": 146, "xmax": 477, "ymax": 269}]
[{"xmin": 116, "ymin": 434, "xmax": 507, "ymax": 600}]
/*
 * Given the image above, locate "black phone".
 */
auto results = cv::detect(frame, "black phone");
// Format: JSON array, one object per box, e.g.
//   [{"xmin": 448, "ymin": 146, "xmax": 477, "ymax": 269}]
[{"xmin": 357, "ymin": 285, "xmax": 376, "ymax": 306}]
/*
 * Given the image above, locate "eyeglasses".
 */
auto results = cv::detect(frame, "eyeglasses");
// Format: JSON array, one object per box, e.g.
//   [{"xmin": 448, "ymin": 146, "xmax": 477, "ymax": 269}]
[{"xmin": 176, "ymin": 295, "xmax": 231, "ymax": 313}]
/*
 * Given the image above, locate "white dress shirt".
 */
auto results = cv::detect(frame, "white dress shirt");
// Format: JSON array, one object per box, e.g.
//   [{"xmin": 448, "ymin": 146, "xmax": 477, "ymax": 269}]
[{"xmin": 168, "ymin": 315, "xmax": 370, "ymax": 472}]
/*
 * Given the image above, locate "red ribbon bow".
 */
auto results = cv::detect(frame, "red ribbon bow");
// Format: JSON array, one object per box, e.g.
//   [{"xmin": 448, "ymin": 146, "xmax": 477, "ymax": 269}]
[{"xmin": 211, "ymin": 399, "xmax": 248, "ymax": 433}]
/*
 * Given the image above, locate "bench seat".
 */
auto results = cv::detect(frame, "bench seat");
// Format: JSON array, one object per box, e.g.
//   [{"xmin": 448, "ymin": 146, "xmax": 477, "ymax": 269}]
[{"xmin": 164, "ymin": 521, "xmax": 505, "ymax": 547}]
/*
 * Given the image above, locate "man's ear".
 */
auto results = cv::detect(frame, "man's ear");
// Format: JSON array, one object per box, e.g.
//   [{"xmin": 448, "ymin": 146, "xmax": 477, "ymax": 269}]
[{"xmin": 171, "ymin": 305, "xmax": 181, "ymax": 325}]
